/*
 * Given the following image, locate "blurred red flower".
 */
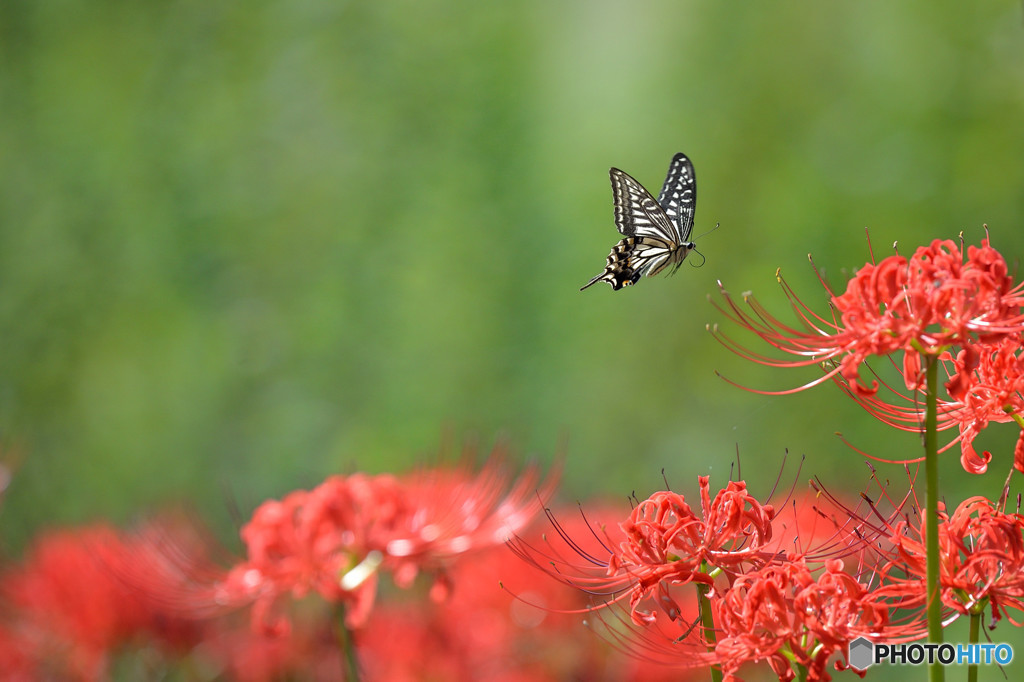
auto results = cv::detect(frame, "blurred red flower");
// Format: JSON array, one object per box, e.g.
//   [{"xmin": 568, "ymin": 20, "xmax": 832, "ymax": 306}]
[
  {"xmin": 0, "ymin": 523, "xmax": 206, "ymax": 681},
  {"xmin": 217, "ymin": 456, "xmax": 556, "ymax": 634}
]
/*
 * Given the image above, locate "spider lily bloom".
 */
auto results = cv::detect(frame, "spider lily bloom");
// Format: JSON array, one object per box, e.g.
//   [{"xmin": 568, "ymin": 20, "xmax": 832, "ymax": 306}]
[
  {"xmin": 512, "ymin": 477, "xmax": 778, "ymax": 629},
  {"xmin": 944, "ymin": 337, "xmax": 1024, "ymax": 473},
  {"xmin": 508, "ymin": 498, "xmax": 721, "ymax": 671},
  {"xmin": 610, "ymin": 478, "xmax": 777, "ymax": 626},
  {"xmin": 824, "ymin": 335, "xmax": 1024, "ymax": 474},
  {"xmin": 217, "ymin": 457, "xmax": 556, "ymax": 633},
  {"xmin": 573, "ymin": 488, "xmax": 901, "ymax": 680},
  {"xmin": 0, "ymin": 524, "xmax": 208, "ymax": 681},
  {"xmin": 512, "ymin": 479, "xmax": 902, "ymax": 679},
  {"xmin": 878, "ymin": 496, "xmax": 1024, "ymax": 625},
  {"xmin": 216, "ymin": 475, "xmax": 389, "ymax": 635},
  {"xmin": 713, "ymin": 238, "xmax": 1024, "ymax": 396},
  {"xmin": 362, "ymin": 527, "xmax": 646, "ymax": 682},
  {"xmin": 713, "ymin": 558, "xmax": 890, "ymax": 682},
  {"xmin": 381, "ymin": 457, "xmax": 556, "ymax": 592}
]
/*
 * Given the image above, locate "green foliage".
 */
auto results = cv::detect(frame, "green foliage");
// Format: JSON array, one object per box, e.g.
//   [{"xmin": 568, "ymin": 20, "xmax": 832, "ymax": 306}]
[{"xmin": 2, "ymin": 0, "xmax": 1023, "ymax": 573}]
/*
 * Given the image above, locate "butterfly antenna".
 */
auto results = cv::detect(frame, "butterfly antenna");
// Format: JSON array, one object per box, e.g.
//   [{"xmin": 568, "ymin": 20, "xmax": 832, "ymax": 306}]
[
  {"xmin": 689, "ymin": 247, "xmax": 707, "ymax": 268},
  {"xmin": 693, "ymin": 221, "xmax": 721, "ymax": 241}
]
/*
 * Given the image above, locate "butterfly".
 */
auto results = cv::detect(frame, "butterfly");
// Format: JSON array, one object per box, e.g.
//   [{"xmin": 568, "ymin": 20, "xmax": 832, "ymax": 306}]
[{"xmin": 581, "ymin": 153, "xmax": 697, "ymax": 291}]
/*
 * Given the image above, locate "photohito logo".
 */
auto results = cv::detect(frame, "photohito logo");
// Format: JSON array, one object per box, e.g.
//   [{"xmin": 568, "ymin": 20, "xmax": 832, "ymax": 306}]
[{"xmin": 848, "ymin": 637, "xmax": 1014, "ymax": 670}]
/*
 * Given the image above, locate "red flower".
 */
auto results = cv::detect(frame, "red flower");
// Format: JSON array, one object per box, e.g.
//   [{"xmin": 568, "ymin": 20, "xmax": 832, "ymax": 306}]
[
  {"xmin": 0, "ymin": 524, "xmax": 206, "ymax": 681},
  {"xmin": 714, "ymin": 558, "xmax": 888, "ymax": 682},
  {"xmin": 625, "ymin": 487, "xmax": 910, "ymax": 679},
  {"xmin": 218, "ymin": 457, "xmax": 555, "ymax": 633},
  {"xmin": 881, "ymin": 496, "xmax": 1024, "ymax": 625},
  {"xmin": 715, "ymin": 237, "xmax": 1024, "ymax": 473},
  {"xmin": 824, "ymin": 335, "xmax": 1024, "ymax": 473},
  {"xmin": 512, "ymin": 476, "xmax": 778, "ymax": 637},
  {"xmin": 609, "ymin": 478, "xmax": 776, "ymax": 626},
  {"xmin": 714, "ymin": 237, "xmax": 1024, "ymax": 396},
  {"xmin": 218, "ymin": 474, "xmax": 396, "ymax": 634},
  {"xmin": 834, "ymin": 240, "xmax": 1022, "ymax": 382},
  {"xmin": 942, "ymin": 338, "xmax": 1024, "ymax": 473},
  {"xmin": 553, "ymin": 481, "xmax": 907, "ymax": 682}
]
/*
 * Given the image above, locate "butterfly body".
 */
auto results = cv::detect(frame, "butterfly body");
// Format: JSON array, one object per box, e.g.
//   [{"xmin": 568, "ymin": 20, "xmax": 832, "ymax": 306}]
[{"xmin": 581, "ymin": 153, "xmax": 697, "ymax": 291}]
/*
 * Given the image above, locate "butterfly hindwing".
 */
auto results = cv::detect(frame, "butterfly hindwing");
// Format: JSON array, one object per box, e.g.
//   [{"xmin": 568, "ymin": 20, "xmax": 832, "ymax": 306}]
[
  {"xmin": 582, "ymin": 153, "xmax": 698, "ymax": 291},
  {"xmin": 580, "ymin": 235, "xmax": 678, "ymax": 291}
]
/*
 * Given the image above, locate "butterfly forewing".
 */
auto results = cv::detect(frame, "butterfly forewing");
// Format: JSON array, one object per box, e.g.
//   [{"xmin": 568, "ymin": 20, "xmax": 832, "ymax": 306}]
[
  {"xmin": 582, "ymin": 152, "xmax": 699, "ymax": 291},
  {"xmin": 610, "ymin": 169, "xmax": 677, "ymax": 242},
  {"xmin": 656, "ymin": 153, "xmax": 696, "ymax": 243}
]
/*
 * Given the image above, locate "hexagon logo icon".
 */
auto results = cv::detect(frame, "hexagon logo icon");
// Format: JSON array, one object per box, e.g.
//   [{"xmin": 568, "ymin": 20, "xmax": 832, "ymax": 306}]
[{"xmin": 849, "ymin": 637, "xmax": 874, "ymax": 670}]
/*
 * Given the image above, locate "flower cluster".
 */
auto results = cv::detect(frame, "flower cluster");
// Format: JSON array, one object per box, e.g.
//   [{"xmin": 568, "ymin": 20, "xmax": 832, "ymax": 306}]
[
  {"xmin": 609, "ymin": 479, "xmax": 777, "ymax": 625},
  {"xmin": 877, "ymin": 496, "xmax": 1024, "ymax": 625},
  {"xmin": 831, "ymin": 238, "xmax": 1024, "ymax": 391},
  {"xmin": 514, "ymin": 475, "xmax": 922, "ymax": 681},
  {"xmin": 9, "ymin": 234, "xmax": 1024, "ymax": 682},
  {"xmin": 714, "ymin": 558, "xmax": 889, "ymax": 682},
  {"xmin": 0, "ymin": 523, "xmax": 210, "ymax": 681},
  {"xmin": 714, "ymin": 236, "xmax": 1024, "ymax": 473},
  {"xmin": 0, "ymin": 503, "xmax": 701, "ymax": 681},
  {"xmin": 215, "ymin": 456, "xmax": 556, "ymax": 634}
]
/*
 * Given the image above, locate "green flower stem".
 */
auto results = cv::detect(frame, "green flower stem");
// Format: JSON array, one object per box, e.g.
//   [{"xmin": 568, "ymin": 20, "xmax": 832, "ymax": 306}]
[
  {"xmin": 335, "ymin": 604, "xmax": 361, "ymax": 682},
  {"xmin": 924, "ymin": 355, "xmax": 944, "ymax": 682},
  {"xmin": 698, "ymin": 561, "xmax": 723, "ymax": 682},
  {"xmin": 967, "ymin": 610, "xmax": 981, "ymax": 682}
]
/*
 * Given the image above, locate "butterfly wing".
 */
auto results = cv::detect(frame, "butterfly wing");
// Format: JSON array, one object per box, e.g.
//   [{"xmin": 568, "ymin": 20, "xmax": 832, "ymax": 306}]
[
  {"xmin": 579, "ymin": 235, "xmax": 679, "ymax": 291},
  {"xmin": 655, "ymin": 153, "xmax": 696, "ymax": 243},
  {"xmin": 581, "ymin": 154, "xmax": 697, "ymax": 291},
  {"xmin": 609, "ymin": 168, "xmax": 678, "ymax": 242}
]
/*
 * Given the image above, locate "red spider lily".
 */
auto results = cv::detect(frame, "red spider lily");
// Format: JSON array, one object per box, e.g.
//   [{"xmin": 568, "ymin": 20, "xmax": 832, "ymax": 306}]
[
  {"xmin": 879, "ymin": 496, "xmax": 1024, "ymax": 626},
  {"xmin": 610, "ymin": 478, "xmax": 777, "ymax": 626},
  {"xmin": 217, "ymin": 457, "xmax": 556, "ymax": 634},
  {"xmin": 0, "ymin": 524, "xmax": 206, "ymax": 681},
  {"xmin": 217, "ymin": 474, "xmax": 397, "ymax": 634},
  {"xmin": 195, "ymin": 506, "xmax": 684, "ymax": 682},
  {"xmin": 361, "ymin": 538, "xmax": 609, "ymax": 682},
  {"xmin": 500, "ymin": 503, "xmax": 707, "ymax": 681},
  {"xmin": 713, "ymin": 237, "xmax": 1024, "ymax": 397},
  {"xmin": 713, "ymin": 558, "xmax": 889, "ymax": 682},
  {"xmin": 511, "ymin": 477, "xmax": 781, "ymax": 629},
  {"xmin": 512, "ymin": 477, "xmax": 938, "ymax": 680},
  {"xmin": 942, "ymin": 338, "xmax": 1024, "ymax": 473},
  {"xmin": 207, "ymin": 509, "xmax": 696, "ymax": 682},
  {"xmin": 826, "ymin": 335, "xmax": 1024, "ymax": 473},
  {"xmin": 833, "ymin": 239, "xmax": 1024, "ymax": 385},
  {"xmin": 199, "ymin": 615, "xmax": 345, "ymax": 682}
]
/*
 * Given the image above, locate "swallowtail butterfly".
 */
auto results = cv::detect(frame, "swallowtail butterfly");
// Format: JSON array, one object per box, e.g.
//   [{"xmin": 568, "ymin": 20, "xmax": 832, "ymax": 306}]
[{"xmin": 581, "ymin": 153, "xmax": 697, "ymax": 291}]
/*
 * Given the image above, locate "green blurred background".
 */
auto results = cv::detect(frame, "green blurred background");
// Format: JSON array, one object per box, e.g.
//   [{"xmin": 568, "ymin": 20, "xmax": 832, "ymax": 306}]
[{"xmin": 3, "ymin": 1, "xmax": 1024, "ymax": 672}]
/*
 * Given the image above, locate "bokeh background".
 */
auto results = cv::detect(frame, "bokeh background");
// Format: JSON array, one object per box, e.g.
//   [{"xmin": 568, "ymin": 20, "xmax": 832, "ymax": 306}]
[{"xmin": 3, "ymin": 0, "xmax": 1024, "ymax": 677}]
